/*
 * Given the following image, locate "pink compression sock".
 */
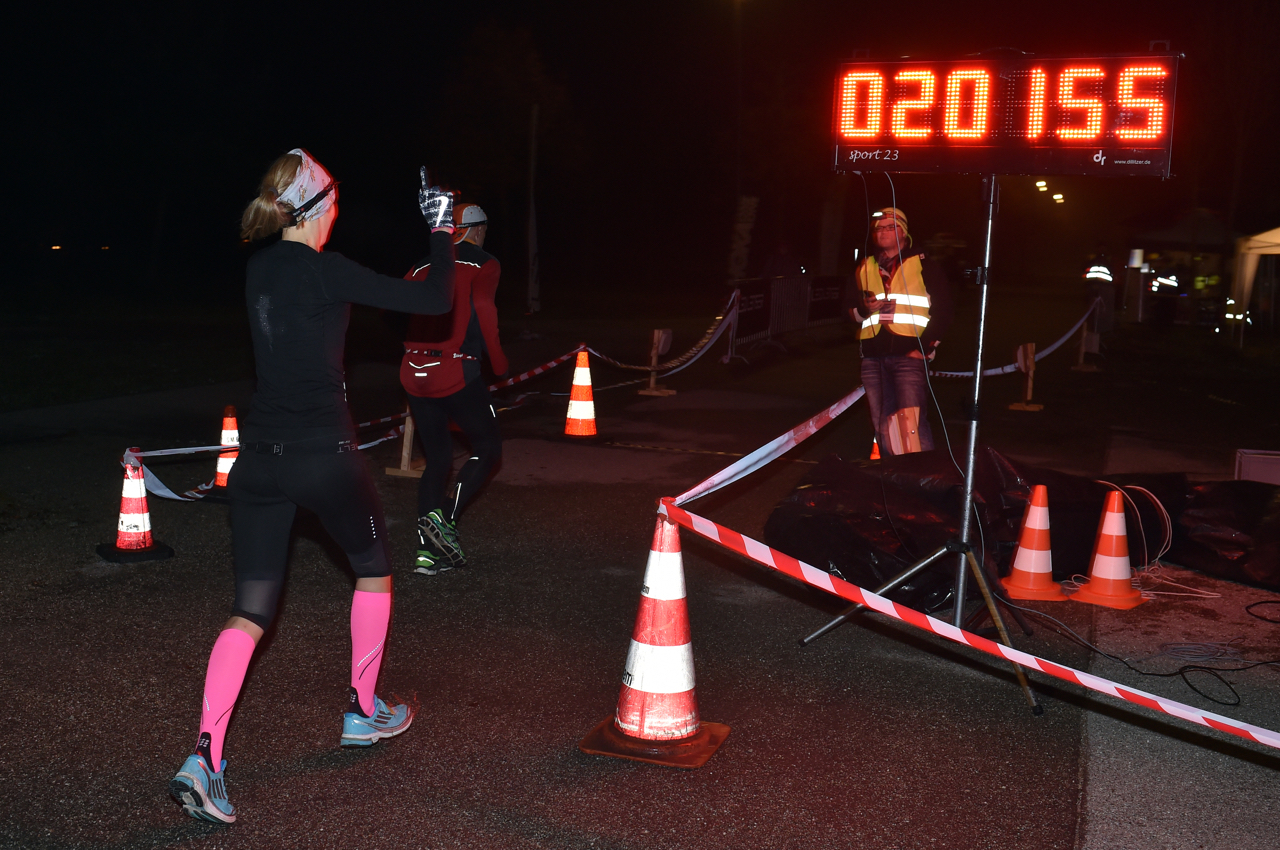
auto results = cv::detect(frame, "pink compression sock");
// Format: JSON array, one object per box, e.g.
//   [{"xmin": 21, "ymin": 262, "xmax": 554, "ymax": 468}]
[
  {"xmin": 196, "ymin": 628, "xmax": 257, "ymax": 768},
  {"xmin": 350, "ymin": 590, "xmax": 392, "ymax": 716}
]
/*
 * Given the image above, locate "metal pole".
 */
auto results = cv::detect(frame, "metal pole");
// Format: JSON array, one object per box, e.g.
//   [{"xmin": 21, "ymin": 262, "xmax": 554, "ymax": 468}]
[
  {"xmin": 953, "ymin": 174, "xmax": 998, "ymax": 628},
  {"xmin": 527, "ymin": 103, "xmax": 540, "ymax": 314}
]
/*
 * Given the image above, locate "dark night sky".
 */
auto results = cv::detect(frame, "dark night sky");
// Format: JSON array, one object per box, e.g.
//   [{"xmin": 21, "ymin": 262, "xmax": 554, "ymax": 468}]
[{"xmin": 7, "ymin": 1, "xmax": 1279, "ymax": 311}]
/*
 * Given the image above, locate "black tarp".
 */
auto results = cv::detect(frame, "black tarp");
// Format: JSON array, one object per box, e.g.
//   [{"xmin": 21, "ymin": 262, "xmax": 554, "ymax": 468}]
[{"xmin": 763, "ymin": 447, "xmax": 1280, "ymax": 603}]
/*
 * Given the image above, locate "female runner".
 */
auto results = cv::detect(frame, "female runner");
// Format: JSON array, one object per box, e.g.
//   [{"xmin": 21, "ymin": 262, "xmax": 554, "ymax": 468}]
[{"xmin": 169, "ymin": 150, "xmax": 455, "ymax": 824}]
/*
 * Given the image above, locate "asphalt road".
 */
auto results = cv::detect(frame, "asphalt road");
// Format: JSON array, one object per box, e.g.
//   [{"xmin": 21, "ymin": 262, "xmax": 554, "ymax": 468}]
[{"xmin": 2, "ymin": 314, "xmax": 1279, "ymax": 849}]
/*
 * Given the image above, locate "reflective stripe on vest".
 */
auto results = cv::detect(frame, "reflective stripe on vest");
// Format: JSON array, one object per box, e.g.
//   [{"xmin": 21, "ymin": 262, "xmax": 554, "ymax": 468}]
[{"xmin": 858, "ymin": 255, "xmax": 931, "ymax": 339}]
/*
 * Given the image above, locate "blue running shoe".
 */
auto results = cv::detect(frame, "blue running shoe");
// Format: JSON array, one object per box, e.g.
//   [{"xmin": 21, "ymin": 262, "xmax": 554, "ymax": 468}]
[
  {"xmin": 341, "ymin": 693, "xmax": 414, "ymax": 747},
  {"xmin": 170, "ymin": 753, "xmax": 235, "ymax": 824}
]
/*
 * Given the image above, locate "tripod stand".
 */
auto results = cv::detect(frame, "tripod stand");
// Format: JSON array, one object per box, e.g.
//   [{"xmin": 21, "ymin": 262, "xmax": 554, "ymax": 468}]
[{"xmin": 801, "ymin": 175, "xmax": 1040, "ymax": 713}]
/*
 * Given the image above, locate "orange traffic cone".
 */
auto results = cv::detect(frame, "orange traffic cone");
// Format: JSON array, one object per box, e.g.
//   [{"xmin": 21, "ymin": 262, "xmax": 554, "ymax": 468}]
[
  {"xmin": 579, "ymin": 515, "xmax": 729, "ymax": 768},
  {"xmin": 1071, "ymin": 490, "xmax": 1146, "ymax": 610},
  {"xmin": 1000, "ymin": 485, "xmax": 1066, "ymax": 601},
  {"xmin": 97, "ymin": 449, "xmax": 174, "ymax": 563},
  {"xmin": 215, "ymin": 406, "xmax": 239, "ymax": 488},
  {"xmin": 564, "ymin": 350, "xmax": 597, "ymax": 437},
  {"xmin": 869, "ymin": 438, "xmax": 880, "ymax": 460}
]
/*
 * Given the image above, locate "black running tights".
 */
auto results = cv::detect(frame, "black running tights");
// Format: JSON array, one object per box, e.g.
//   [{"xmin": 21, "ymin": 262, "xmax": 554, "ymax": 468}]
[
  {"xmin": 227, "ymin": 448, "xmax": 390, "ymax": 630},
  {"xmin": 406, "ymin": 377, "xmax": 502, "ymax": 521}
]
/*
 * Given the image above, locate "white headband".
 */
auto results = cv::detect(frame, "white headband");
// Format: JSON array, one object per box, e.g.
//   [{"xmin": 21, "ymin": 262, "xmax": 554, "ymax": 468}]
[{"xmin": 277, "ymin": 148, "xmax": 337, "ymax": 224}]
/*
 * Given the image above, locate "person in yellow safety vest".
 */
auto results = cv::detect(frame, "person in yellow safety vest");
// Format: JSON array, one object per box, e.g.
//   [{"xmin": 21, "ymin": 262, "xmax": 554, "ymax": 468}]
[{"xmin": 849, "ymin": 207, "xmax": 954, "ymax": 455}]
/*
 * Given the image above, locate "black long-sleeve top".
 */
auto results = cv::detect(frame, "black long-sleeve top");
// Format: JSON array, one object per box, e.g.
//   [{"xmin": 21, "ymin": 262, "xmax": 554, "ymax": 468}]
[{"xmin": 243, "ymin": 230, "xmax": 455, "ymax": 438}]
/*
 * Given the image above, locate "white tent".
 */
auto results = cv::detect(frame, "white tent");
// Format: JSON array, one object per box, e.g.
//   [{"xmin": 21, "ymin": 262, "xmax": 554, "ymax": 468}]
[{"xmin": 1230, "ymin": 226, "xmax": 1280, "ymax": 344}]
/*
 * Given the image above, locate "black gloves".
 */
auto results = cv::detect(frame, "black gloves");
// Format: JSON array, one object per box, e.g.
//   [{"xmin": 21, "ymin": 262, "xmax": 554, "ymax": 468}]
[{"xmin": 418, "ymin": 167, "xmax": 454, "ymax": 231}]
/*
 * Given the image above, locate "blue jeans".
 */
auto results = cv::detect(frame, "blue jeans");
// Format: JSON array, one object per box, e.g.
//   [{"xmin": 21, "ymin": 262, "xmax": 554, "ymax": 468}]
[{"xmin": 861, "ymin": 354, "xmax": 934, "ymax": 453}]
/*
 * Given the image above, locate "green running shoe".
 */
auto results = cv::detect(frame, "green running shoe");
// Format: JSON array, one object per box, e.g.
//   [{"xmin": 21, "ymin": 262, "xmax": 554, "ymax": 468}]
[{"xmin": 419, "ymin": 509, "xmax": 467, "ymax": 569}]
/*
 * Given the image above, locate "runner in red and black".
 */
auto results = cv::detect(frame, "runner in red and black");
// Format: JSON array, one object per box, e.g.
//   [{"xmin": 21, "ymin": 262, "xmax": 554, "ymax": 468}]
[{"xmin": 400, "ymin": 203, "xmax": 508, "ymax": 575}]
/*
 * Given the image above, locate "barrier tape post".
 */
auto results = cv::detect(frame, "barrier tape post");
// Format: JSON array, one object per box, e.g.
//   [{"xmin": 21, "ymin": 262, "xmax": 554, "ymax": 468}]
[
  {"xmin": 1009, "ymin": 343, "xmax": 1044, "ymax": 411},
  {"xmin": 386, "ymin": 406, "xmax": 422, "ymax": 478},
  {"xmin": 656, "ymin": 498, "xmax": 1280, "ymax": 753},
  {"xmin": 637, "ymin": 329, "xmax": 677, "ymax": 397}
]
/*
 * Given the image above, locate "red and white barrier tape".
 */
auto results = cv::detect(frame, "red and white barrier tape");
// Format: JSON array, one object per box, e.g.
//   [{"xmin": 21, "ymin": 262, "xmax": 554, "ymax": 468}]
[
  {"xmin": 123, "ymin": 422, "xmax": 406, "ymax": 502},
  {"xmin": 488, "ymin": 347, "xmax": 584, "ymax": 391},
  {"xmin": 656, "ymin": 498, "xmax": 1280, "ymax": 752},
  {"xmin": 674, "ymin": 385, "xmax": 865, "ymax": 505}
]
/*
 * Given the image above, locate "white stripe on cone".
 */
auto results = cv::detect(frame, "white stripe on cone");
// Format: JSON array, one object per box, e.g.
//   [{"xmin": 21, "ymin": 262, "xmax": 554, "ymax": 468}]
[
  {"xmin": 622, "ymin": 642, "xmax": 696, "ymax": 694},
  {"xmin": 1100, "ymin": 509, "xmax": 1126, "ymax": 537},
  {"xmin": 642, "ymin": 550, "xmax": 685, "ymax": 599},
  {"xmin": 1089, "ymin": 552, "xmax": 1132, "ymax": 581},
  {"xmin": 117, "ymin": 513, "xmax": 151, "ymax": 533},
  {"xmin": 566, "ymin": 399, "xmax": 595, "ymax": 420},
  {"xmin": 121, "ymin": 475, "xmax": 146, "ymax": 499}
]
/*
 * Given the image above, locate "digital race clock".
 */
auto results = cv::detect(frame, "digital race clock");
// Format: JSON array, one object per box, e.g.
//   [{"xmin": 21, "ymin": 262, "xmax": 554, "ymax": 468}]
[{"xmin": 832, "ymin": 55, "xmax": 1180, "ymax": 177}]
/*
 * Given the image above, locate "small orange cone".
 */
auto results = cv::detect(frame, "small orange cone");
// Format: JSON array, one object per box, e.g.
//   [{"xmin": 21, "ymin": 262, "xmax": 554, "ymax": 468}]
[
  {"xmin": 215, "ymin": 406, "xmax": 239, "ymax": 488},
  {"xmin": 869, "ymin": 438, "xmax": 880, "ymax": 460},
  {"xmin": 564, "ymin": 350, "xmax": 597, "ymax": 437},
  {"xmin": 579, "ymin": 515, "xmax": 729, "ymax": 768},
  {"xmin": 1071, "ymin": 490, "xmax": 1146, "ymax": 610},
  {"xmin": 97, "ymin": 449, "xmax": 174, "ymax": 563},
  {"xmin": 1001, "ymin": 485, "xmax": 1066, "ymax": 601}
]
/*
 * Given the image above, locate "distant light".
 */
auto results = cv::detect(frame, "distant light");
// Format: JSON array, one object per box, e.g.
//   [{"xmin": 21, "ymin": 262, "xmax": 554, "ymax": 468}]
[
  {"xmin": 1154, "ymin": 274, "xmax": 1178, "ymax": 287},
  {"xmin": 1038, "ymin": 186, "xmax": 1048, "ymax": 191},
  {"xmin": 1226, "ymin": 298, "xmax": 1236, "ymax": 305},
  {"xmin": 1035, "ymin": 180, "xmax": 1046, "ymax": 187},
  {"xmin": 1215, "ymin": 327, "xmax": 1220, "ymax": 333},
  {"xmin": 1085, "ymin": 265, "xmax": 1113, "ymax": 282},
  {"xmin": 101, "ymin": 246, "xmax": 109, "ymax": 250},
  {"xmin": 1052, "ymin": 193, "xmax": 1063, "ymax": 200},
  {"xmin": 1055, "ymin": 198, "xmax": 1064, "ymax": 203},
  {"xmin": 51, "ymin": 245, "xmax": 61, "ymax": 250}
]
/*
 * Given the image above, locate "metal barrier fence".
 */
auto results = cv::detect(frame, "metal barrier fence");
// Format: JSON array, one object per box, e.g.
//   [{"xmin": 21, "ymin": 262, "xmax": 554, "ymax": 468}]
[{"xmin": 725, "ymin": 275, "xmax": 854, "ymax": 361}]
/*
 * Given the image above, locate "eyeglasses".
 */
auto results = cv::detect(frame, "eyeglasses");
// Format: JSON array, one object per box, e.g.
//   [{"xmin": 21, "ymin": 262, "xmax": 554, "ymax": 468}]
[{"xmin": 873, "ymin": 223, "xmax": 901, "ymax": 232}]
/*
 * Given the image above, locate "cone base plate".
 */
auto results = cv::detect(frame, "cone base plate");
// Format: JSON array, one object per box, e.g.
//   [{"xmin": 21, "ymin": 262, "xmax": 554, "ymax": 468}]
[
  {"xmin": 579, "ymin": 718, "xmax": 729, "ymax": 769},
  {"xmin": 1070, "ymin": 584, "xmax": 1146, "ymax": 610},
  {"xmin": 96, "ymin": 542, "xmax": 175, "ymax": 563},
  {"xmin": 1000, "ymin": 576, "xmax": 1068, "ymax": 602},
  {"xmin": 94, "ymin": 545, "xmax": 174, "ymax": 563}
]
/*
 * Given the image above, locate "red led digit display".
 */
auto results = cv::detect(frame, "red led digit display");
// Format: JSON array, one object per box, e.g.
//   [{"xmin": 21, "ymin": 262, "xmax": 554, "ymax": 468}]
[
  {"xmin": 833, "ymin": 55, "xmax": 1180, "ymax": 177},
  {"xmin": 892, "ymin": 70, "xmax": 935, "ymax": 139}
]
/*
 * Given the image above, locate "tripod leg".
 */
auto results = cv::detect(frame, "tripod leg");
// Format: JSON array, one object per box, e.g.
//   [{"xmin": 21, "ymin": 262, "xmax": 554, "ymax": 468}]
[
  {"xmin": 966, "ymin": 552, "xmax": 1043, "ymax": 715},
  {"xmin": 799, "ymin": 545, "xmax": 954, "ymax": 646},
  {"xmin": 961, "ymin": 558, "xmax": 1035, "ymax": 637}
]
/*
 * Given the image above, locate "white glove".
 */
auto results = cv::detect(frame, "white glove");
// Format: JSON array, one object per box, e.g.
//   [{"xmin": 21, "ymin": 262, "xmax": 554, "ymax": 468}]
[{"xmin": 418, "ymin": 167, "xmax": 454, "ymax": 231}]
